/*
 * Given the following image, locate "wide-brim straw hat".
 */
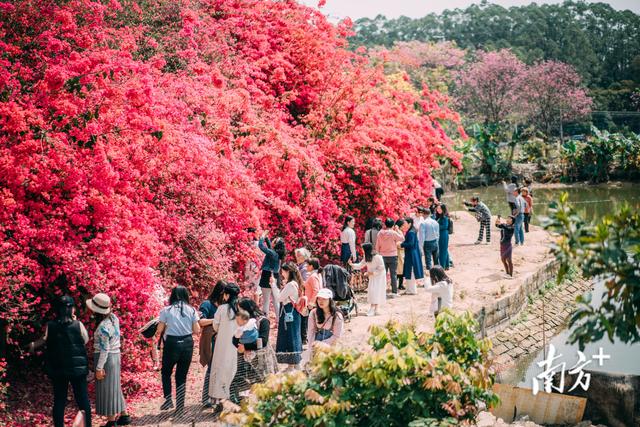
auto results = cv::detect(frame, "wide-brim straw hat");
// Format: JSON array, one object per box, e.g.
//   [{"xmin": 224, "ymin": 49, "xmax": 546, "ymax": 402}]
[{"xmin": 86, "ymin": 293, "xmax": 112, "ymax": 315}]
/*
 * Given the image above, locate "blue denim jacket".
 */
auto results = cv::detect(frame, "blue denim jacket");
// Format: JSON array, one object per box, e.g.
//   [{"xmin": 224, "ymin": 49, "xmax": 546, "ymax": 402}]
[{"xmin": 259, "ymin": 237, "xmax": 280, "ymax": 273}]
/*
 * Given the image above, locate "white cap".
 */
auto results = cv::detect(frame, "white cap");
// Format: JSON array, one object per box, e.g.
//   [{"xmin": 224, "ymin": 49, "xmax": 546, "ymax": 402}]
[{"xmin": 316, "ymin": 288, "xmax": 333, "ymax": 300}]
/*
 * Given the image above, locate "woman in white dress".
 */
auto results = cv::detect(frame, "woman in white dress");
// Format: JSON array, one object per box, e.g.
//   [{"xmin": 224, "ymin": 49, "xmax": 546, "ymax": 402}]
[
  {"xmin": 209, "ymin": 283, "xmax": 241, "ymax": 407},
  {"xmin": 350, "ymin": 243, "xmax": 386, "ymax": 316}
]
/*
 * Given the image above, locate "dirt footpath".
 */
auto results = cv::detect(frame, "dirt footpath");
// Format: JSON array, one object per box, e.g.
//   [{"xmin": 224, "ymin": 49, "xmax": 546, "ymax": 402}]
[{"xmin": 341, "ymin": 210, "xmax": 554, "ymax": 347}]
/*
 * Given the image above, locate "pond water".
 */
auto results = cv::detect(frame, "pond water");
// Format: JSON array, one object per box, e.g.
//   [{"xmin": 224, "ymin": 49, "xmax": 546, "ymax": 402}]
[
  {"xmin": 444, "ymin": 182, "xmax": 640, "ymax": 224},
  {"xmin": 444, "ymin": 183, "xmax": 640, "ymax": 384}
]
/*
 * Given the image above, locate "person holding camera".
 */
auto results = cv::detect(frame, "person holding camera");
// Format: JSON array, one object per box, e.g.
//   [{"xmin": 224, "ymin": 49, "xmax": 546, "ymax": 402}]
[{"xmin": 463, "ymin": 196, "xmax": 492, "ymax": 244}]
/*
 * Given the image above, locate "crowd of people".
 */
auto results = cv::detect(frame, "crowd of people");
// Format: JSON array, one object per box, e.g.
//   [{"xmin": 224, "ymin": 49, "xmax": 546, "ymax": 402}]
[{"xmin": 32, "ymin": 177, "xmax": 537, "ymax": 426}]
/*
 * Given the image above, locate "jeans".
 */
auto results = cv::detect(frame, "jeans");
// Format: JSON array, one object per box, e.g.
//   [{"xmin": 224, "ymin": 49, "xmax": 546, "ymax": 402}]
[
  {"xmin": 382, "ymin": 256, "xmax": 399, "ymax": 293},
  {"xmin": 51, "ymin": 374, "xmax": 91, "ymax": 427},
  {"xmin": 514, "ymin": 213, "xmax": 525, "ymax": 244},
  {"xmin": 162, "ymin": 335, "xmax": 194, "ymax": 410},
  {"xmin": 423, "ymin": 240, "xmax": 439, "ymax": 270}
]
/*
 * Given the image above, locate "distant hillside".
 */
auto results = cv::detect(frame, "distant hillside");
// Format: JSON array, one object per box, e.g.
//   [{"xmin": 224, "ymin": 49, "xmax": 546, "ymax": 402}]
[{"xmin": 351, "ymin": 1, "xmax": 640, "ymax": 110}]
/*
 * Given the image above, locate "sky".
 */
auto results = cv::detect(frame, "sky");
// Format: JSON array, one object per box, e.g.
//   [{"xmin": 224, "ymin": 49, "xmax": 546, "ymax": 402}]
[{"xmin": 298, "ymin": 0, "xmax": 640, "ymax": 20}]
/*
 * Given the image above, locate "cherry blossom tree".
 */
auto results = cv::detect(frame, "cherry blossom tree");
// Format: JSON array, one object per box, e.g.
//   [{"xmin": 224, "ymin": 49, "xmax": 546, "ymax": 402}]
[
  {"xmin": 518, "ymin": 60, "xmax": 593, "ymax": 138},
  {"xmin": 454, "ymin": 49, "xmax": 526, "ymax": 125}
]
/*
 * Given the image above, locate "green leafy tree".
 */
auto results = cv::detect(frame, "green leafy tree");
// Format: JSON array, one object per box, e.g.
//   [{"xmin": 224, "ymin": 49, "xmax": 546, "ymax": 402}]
[
  {"xmin": 224, "ymin": 311, "xmax": 499, "ymax": 426},
  {"xmin": 544, "ymin": 194, "xmax": 640, "ymax": 348}
]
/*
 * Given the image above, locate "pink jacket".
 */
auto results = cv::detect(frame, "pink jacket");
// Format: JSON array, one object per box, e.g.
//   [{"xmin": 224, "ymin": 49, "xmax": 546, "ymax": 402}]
[{"xmin": 375, "ymin": 229, "xmax": 405, "ymax": 257}]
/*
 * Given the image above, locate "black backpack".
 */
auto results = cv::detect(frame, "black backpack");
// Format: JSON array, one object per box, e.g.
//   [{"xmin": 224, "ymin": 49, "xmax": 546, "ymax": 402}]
[{"xmin": 448, "ymin": 218, "xmax": 454, "ymax": 234}]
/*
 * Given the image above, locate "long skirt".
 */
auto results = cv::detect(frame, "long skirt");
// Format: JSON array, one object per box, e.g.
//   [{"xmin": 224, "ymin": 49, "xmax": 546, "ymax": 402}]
[
  {"xmin": 94, "ymin": 352, "xmax": 126, "ymax": 416},
  {"xmin": 438, "ymin": 232, "xmax": 450, "ymax": 269},
  {"xmin": 340, "ymin": 243, "xmax": 352, "ymax": 264},
  {"xmin": 275, "ymin": 303, "xmax": 302, "ymax": 364}
]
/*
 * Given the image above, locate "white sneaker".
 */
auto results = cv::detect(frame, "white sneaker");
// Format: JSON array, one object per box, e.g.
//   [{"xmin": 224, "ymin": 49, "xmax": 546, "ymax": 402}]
[
  {"xmin": 367, "ymin": 308, "xmax": 375, "ymax": 317},
  {"xmin": 388, "ymin": 293, "xmax": 399, "ymax": 299}
]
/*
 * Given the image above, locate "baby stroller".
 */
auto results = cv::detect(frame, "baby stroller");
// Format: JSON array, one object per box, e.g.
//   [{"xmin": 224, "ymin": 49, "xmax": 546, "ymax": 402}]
[{"xmin": 323, "ymin": 264, "xmax": 358, "ymax": 321}]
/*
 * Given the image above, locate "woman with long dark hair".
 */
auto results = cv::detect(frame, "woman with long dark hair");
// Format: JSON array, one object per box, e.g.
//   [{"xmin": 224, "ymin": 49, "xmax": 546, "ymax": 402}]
[
  {"xmin": 30, "ymin": 296, "xmax": 91, "ymax": 427},
  {"xmin": 86, "ymin": 292, "xmax": 128, "ymax": 426},
  {"xmin": 156, "ymin": 286, "xmax": 200, "ymax": 413},
  {"xmin": 400, "ymin": 217, "xmax": 424, "ymax": 294},
  {"xmin": 272, "ymin": 262, "xmax": 303, "ymax": 369},
  {"xmin": 364, "ymin": 218, "xmax": 383, "ymax": 248},
  {"xmin": 340, "ymin": 215, "xmax": 357, "ymax": 265},
  {"xmin": 424, "ymin": 266, "xmax": 454, "ymax": 318},
  {"xmin": 307, "ymin": 288, "xmax": 344, "ymax": 347},
  {"xmin": 350, "ymin": 243, "xmax": 386, "ymax": 316},
  {"xmin": 436, "ymin": 204, "xmax": 451, "ymax": 270},
  {"xmin": 198, "ymin": 280, "xmax": 226, "ymax": 407},
  {"xmin": 258, "ymin": 230, "xmax": 285, "ymax": 316},
  {"xmin": 209, "ymin": 282, "xmax": 241, "ymax": 405}
]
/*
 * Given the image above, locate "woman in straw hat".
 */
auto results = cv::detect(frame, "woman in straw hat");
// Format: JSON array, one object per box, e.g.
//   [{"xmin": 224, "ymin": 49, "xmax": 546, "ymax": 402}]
[{"xmin": 86, "ymin": 292, "xmax": 129, "ymax": 427}]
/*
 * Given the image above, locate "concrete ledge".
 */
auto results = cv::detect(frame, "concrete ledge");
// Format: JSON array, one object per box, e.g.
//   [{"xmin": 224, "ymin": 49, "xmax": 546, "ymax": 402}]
[{"xmin": 475, "ymin": 259, "xmax": 560, "ymax": 337}]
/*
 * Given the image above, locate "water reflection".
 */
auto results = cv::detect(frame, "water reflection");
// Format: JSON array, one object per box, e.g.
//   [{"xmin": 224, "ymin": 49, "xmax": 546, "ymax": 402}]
[{"xmin": 446, "ymin": 182, "xmax": 640, "ymax": 224}]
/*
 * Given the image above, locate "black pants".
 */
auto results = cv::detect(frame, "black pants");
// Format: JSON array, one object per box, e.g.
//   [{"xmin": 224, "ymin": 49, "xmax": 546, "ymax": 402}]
[
  {"xmin": 51, "ymin": 374, "xmax": 91, "ymax": 427},
  {"xmin": 423, "ymin": 241, "xmax": 439, "ymax": 270},
  {"xmin": 524, "ymin": 213, "xmax": 531, "ymax": 232},
  {"xmin": 162, "ymin": 335, "xmax": 193, "ymax": 409}
]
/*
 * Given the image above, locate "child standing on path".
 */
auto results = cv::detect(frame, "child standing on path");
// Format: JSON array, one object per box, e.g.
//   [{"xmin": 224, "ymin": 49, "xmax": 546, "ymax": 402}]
[
  {"xmin": 496, "ymin": 215, "xmax": 516, "ymax": 278},
  {"xmin": 350, "ymin": 243, "xmax": 386, "ymax": 316}
]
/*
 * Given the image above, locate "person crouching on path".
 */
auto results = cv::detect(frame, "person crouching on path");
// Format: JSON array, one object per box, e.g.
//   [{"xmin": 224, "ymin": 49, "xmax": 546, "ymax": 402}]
[
  {"xmin": 463, "ymin": 196, "xmax": 492, "ymax": 244},
  {"xmin": 157, "ymin": 286, "xmax": 200, "ymax": 414},
  {"xmin": 400, "ymin": 217, "xmax": 424, "ymax": 295},
  {"xmin": 350, "ymin": 243, "xmax": 386, "ymax": 316},
  {"xmin": 307, "ymin": 288, "xmax": 344, "ymax": 347},
  {"xmin": 496, "ymin": 215, "xmax": 516, "ymax": 279},
  {"xmin": 424, "ymin": 266, "xmax": 454, "ymax": 318},
  {"xmin": 86, "ymin": 293, "xmax": 129, "ymax": 426},
  {"xmin": 375, "ymin": 218, "xmax": 405, "ymax": 298}
]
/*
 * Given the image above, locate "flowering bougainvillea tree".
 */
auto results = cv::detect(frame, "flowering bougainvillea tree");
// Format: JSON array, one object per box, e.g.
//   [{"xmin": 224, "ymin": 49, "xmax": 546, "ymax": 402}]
[{"xmin": 0, "ymin": 0, "xmax": 462, "ymax": 420}]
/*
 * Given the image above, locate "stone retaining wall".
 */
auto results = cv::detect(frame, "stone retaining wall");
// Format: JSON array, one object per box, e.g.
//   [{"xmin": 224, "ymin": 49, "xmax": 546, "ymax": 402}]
[
  {"xmin": 489, "ymin": 275, "xmax": 592, "ymax": 372},
  {"xmin": 474, "ymin": 259, "xmax": 561, "ymax": 337}
]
